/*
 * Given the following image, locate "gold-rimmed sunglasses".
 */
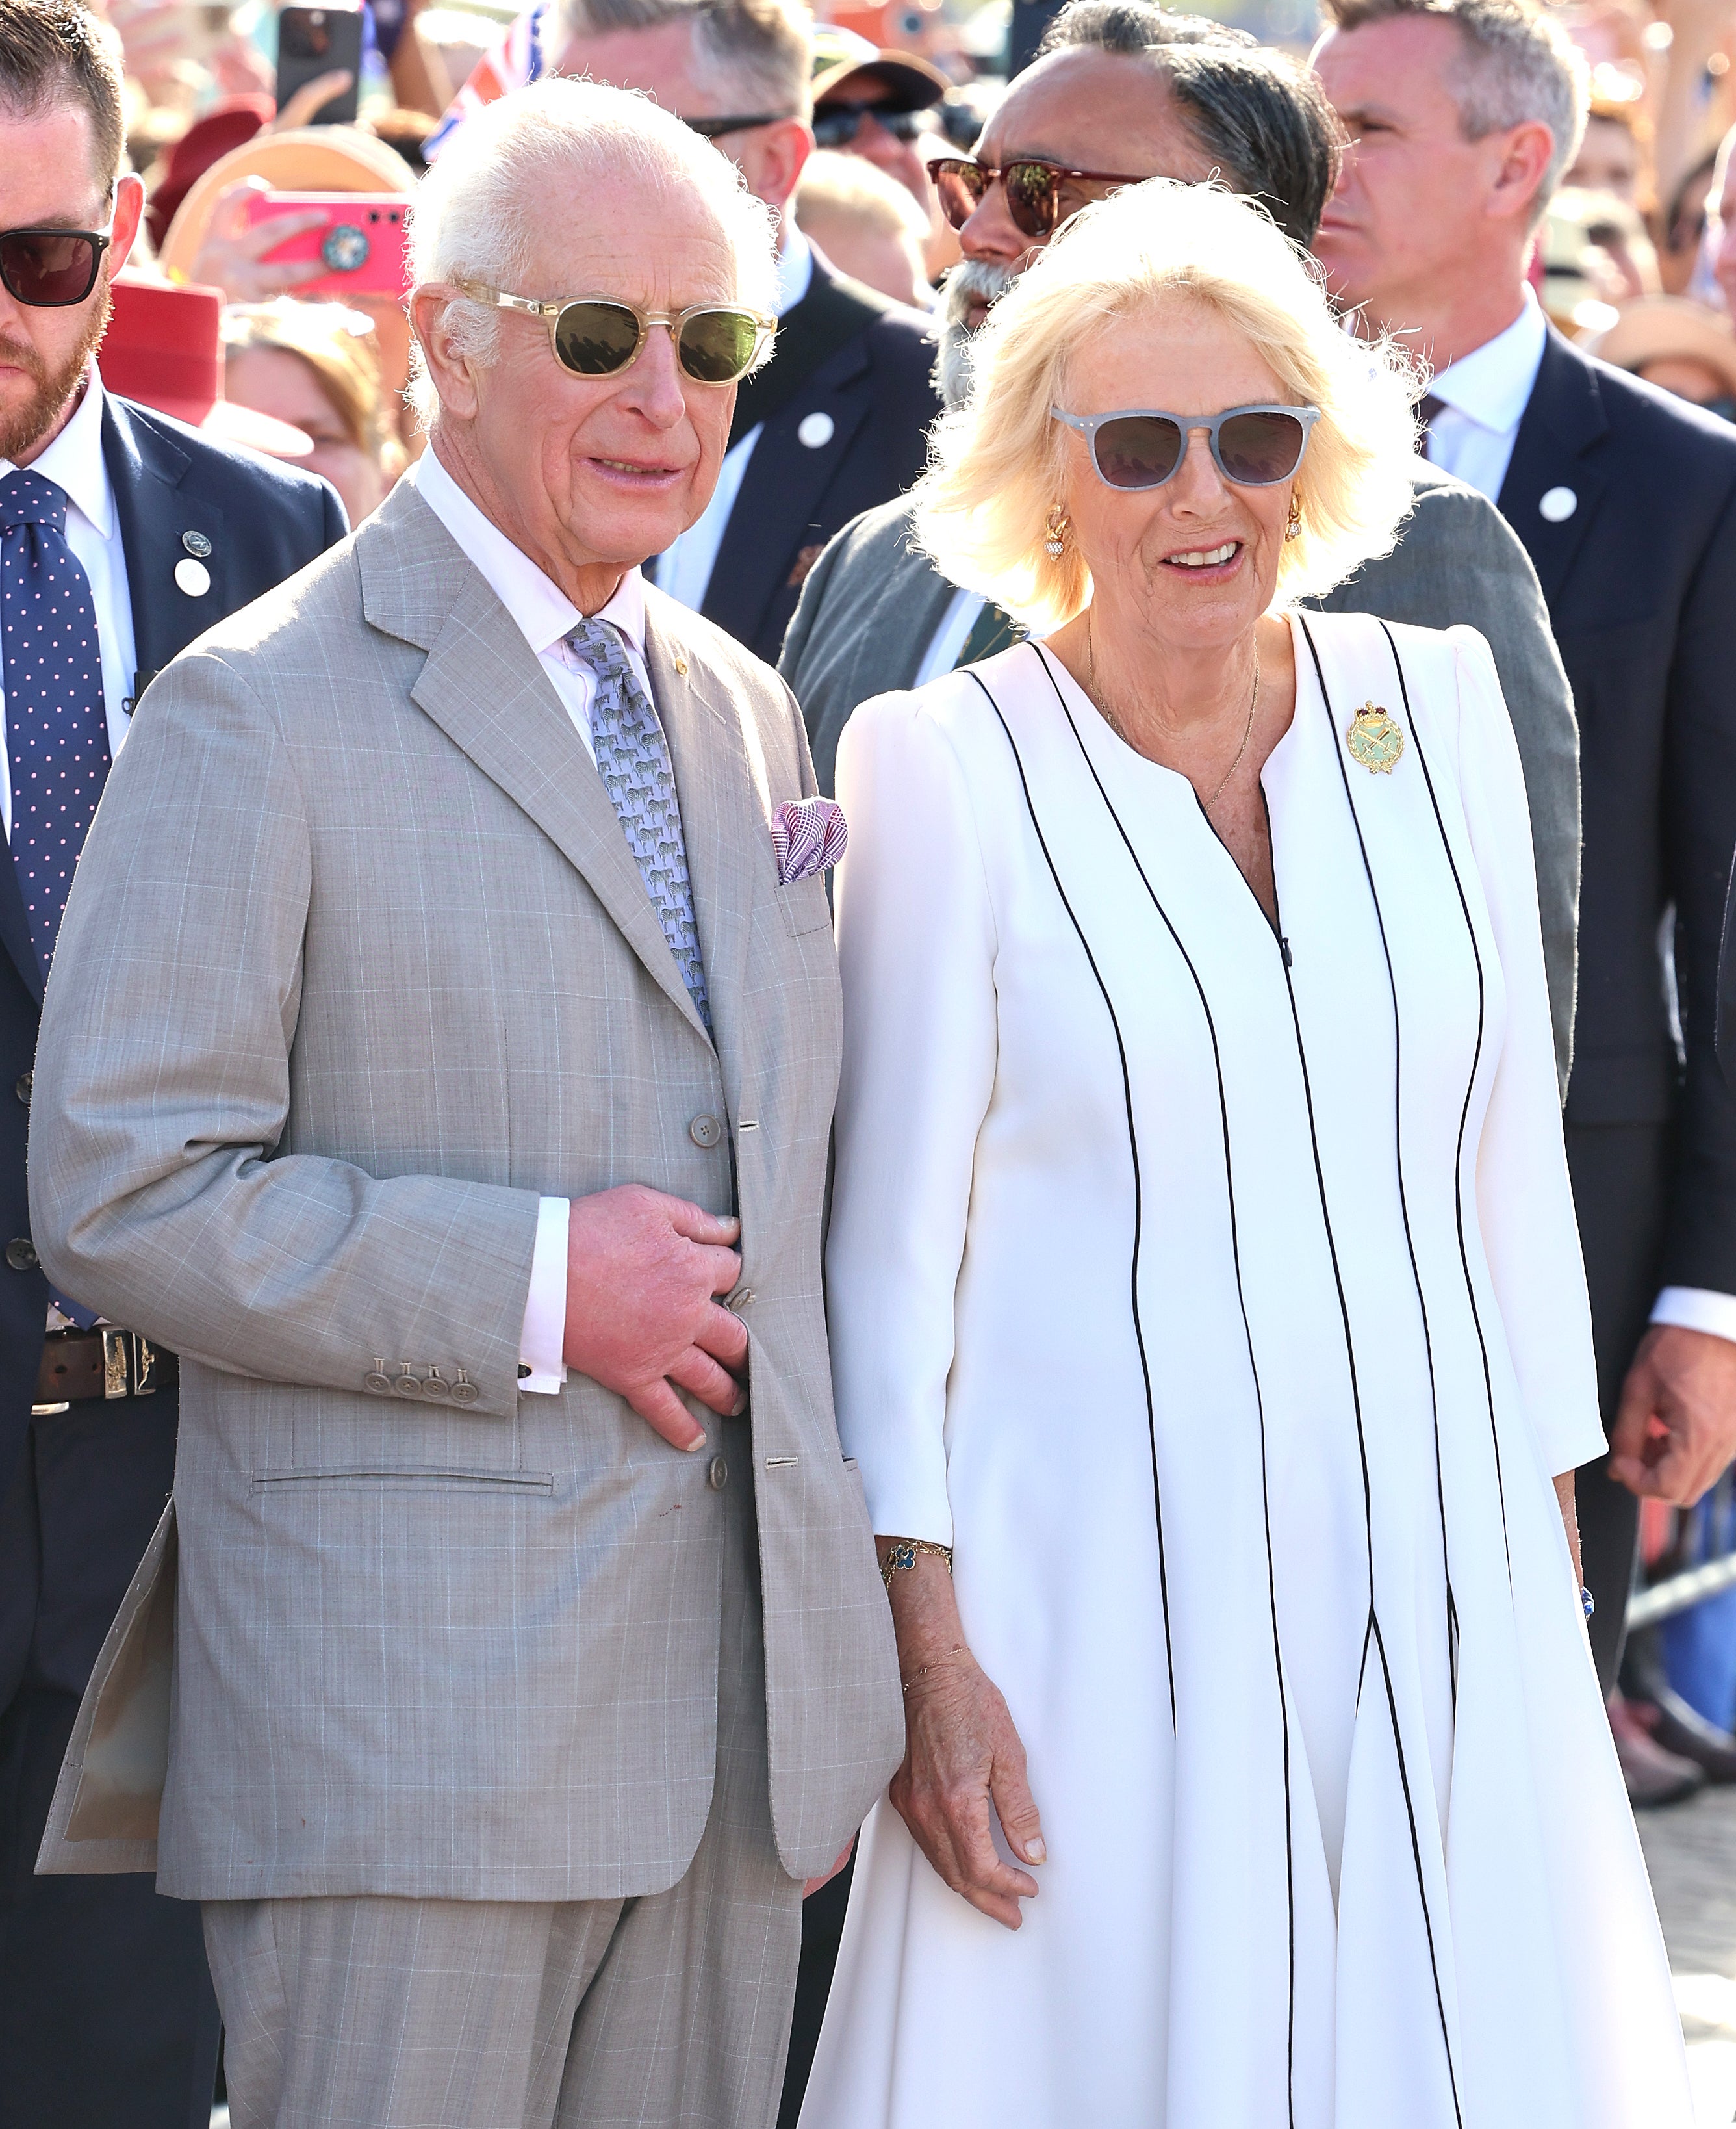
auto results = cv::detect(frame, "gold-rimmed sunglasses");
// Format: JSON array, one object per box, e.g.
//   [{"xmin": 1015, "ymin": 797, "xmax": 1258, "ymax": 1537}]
[{"xmin": 453, "ymin": 279, "xmax": 776, "ymax": 385}]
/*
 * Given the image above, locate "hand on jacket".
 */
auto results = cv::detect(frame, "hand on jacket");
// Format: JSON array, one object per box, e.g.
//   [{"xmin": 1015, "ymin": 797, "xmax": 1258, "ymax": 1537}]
[{"xmin": 562, "ymin": 1185, "xmax": 747, "ymax": 1451}]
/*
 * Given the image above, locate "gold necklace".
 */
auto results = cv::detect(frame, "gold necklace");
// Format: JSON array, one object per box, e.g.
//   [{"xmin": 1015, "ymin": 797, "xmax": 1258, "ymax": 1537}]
[{"xmin": 1084, "ymin": 611, "xmax": 1261, "ymax": 812}]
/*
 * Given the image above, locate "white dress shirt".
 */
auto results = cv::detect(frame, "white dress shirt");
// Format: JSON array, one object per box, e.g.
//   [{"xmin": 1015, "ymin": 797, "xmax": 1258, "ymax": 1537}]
[
  {"xmin": 650, "ymin": 229, "xmax": 815, "ymax": 614},
  {"xmin": 1427, "ymin": 294, "xmax": 1736, "ymax": 1346},
  {"xmin": 0, "ymin": 368, "xmax": 136, "ymax": 837},
  {"xmin": 1420, "ymin": 289, "xmax": 1548, "ymax": 504},
  {"xmin": 416, "ymin": 446, "xmax": 657, "ymax": 1392},
  {"xmin": 915, "ymin": 586, "xmax": 988, "ymax": 688}
]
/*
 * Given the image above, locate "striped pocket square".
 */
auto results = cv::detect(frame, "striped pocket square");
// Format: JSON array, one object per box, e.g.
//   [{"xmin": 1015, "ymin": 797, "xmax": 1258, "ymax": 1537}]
[{"xmin": 772, "ymin": 797, "xmax": 848, "ymax": 884}]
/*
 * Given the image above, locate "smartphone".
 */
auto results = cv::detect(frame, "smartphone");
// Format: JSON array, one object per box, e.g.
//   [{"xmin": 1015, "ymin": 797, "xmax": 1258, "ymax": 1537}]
[
  {"xmin": 240, "ymin": 192, "xmax": 412, "ymax": 299},
  {"xmin": 275, "ymin": 5, "xmax": 363, "ymax": 125}
]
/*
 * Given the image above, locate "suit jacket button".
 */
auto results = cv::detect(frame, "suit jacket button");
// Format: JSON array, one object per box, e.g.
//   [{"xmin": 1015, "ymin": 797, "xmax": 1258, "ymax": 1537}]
[
  {"xmin": 364, "ymin": 1369, "xmax": 392, "ymax": 1395},
  {"xmin": 5, "ymin": 1236, "xmax": 38, "ymax": 1271},
  {"xmin": 689, "ymin": 1113, "xmax": 722, "ymax": 1148},
  {"xmin": 708, "ymin": 1453, "xmax": 728, "ymax": 1491},
  {"xmin": 14, "ymin": 1071, "xmax": 30, "ymax": 1105}
]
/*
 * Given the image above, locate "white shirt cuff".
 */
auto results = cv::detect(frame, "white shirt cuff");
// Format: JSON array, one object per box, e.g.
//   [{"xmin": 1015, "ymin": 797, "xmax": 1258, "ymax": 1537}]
[
  {"xmin": 1652, "ymin": 1287, "xmax": 1736, "ymax": 1344},
  {"xmin": 518, "ymin": 1196, "xmax": 569, "ymax": 1393}
]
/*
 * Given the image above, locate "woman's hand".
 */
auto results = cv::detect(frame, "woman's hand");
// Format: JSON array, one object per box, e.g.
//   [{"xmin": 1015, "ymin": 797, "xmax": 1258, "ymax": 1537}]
[
  {"xmin": 186, "ymin": 180, "xmax": 334, "ymax": 304},
  {"xmin": 879, "ymin": 1542, "xmax": 1045, "ymax": 1930}
]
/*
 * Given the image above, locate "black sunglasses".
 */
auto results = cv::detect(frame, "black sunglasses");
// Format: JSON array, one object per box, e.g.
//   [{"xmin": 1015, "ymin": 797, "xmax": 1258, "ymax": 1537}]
[
  {"xmin": 813, "ymin": 101, "xmax": 933, "ymax": 149},
  {"xmin": 932, "ymin": 156, "xmax": 1147, "ymax": 240},
  {"xmin": 455, "ymin": 279, "xmax": 776, "ymax": 385},
  {"xmin": 1053, "ymin": 404, "xmax": 1322, "ymax": 491},
  {"xmin": 0, "ymin": 224, "xmax": 112, "ymax": 307},
  {"xmin": 681, "ymin": 110, "xmax": 798, "ymax": 140}
]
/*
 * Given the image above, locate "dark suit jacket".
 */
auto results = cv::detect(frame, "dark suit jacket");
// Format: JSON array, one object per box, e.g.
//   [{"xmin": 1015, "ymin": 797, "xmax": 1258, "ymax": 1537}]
[
  {"xmin": 0, "ymin": 394, "xmax": 344, "ymax": 1502},
  {"xmin": 1500, "ymin": 329, "xmax": 1736, "ymax": 1296},
  {"xmin": 698, "ymin": 246, "xmax": 939, "ymax": 665}
]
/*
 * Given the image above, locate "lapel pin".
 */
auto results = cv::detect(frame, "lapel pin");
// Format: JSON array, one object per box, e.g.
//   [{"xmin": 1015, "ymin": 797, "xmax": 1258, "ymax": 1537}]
[
  {"xmin": 1347, "ymin": 700, "xmax": 1405, "ymax": 773},
  {"xmin": 1539, "ymin": 485, "xmax": 1577, "ymax": 523},
  {"xmin": 181, "ymin": 529, "xmax": 213, "ymax": 558},
  {"xmin": 174, "ymin": 556, "xmax": 211, "ymax": 597},
  {"xmin": 673, "ymin": 654, "xmax": 689, "ymax": 677},
  {"xmin": 797, "ymin": 410, "xmax": 835, "ymax": 449}
]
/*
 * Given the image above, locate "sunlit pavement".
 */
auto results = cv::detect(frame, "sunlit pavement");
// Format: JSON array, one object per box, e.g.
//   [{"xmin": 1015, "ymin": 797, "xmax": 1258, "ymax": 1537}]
[{"xmin": 1639, "ymin": 1784, "xmax": 1736, "ymax": 2124}]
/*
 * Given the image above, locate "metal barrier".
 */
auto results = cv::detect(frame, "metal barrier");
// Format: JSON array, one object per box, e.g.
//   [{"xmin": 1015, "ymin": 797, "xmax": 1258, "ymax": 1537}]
[{"xmin": 1628, "ymin": 1468, "xmax": 1736, "ymax": 1629}]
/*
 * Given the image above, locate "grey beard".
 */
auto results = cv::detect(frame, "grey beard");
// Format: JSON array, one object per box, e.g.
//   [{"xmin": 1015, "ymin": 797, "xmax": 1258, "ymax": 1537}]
[{"xmin": 934, "ymin": 258, "xmax": 1020, "ymax": 411}]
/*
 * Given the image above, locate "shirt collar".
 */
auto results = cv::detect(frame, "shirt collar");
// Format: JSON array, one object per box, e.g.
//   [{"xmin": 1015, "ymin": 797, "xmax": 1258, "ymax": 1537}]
[
  {"xmin": 0, "ymin": 365, "xmax": 114, "ymax": 538},
  {"xmin": 414, "ymin": 442, "xmax": 645, "ymax": 660},
  {"xmin": 1427, "ymin": 288, "xmax": 1548, "ymax": 439},
  {"xmin": 775, "ymin": 226, "xmax": 813, "ymax": 317}
]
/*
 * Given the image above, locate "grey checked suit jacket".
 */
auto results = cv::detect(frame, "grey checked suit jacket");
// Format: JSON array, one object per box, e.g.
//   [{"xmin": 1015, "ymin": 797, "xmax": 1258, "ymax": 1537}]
[
  {"xmin": 29, "ymin": 471, "xmax": 902, "ymax": 1900},
  {"xmin": 782, "ymin": 463, "xmax": 1582, "ymax": 1090}
]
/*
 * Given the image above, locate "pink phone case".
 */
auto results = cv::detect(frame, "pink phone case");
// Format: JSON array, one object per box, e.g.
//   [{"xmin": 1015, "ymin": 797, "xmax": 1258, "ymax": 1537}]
[{"xmin": 240, "ymin": 191, "xmax": 412, "ymax": 300}]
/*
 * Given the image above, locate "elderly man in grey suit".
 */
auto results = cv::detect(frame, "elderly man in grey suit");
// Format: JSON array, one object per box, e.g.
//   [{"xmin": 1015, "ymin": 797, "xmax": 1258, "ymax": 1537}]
[
  {"xmin": 27, "ymin": 77, "xmax": 901, "ymax": 2129},
  {"xmin": 779, "ymin": 1, "xmax": 1582, "ymax": 1083}
]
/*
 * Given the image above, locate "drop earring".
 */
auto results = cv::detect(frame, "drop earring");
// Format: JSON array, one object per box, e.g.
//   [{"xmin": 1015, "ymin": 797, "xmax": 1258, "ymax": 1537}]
[
  {"xmin": 1285, "ymin": 491, "xmax": 1303, "ymax": 541},
  {"xmin": 1044, "ymin": 505, "xmax": 1069, "ymax": 559}
]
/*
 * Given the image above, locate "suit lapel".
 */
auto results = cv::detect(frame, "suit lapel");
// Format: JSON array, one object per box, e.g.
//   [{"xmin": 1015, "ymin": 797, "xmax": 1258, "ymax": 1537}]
[
  {"xmin": 361, "ymin": 485, "xmax": 712, "ymax": 1046},
  {"xmin": 1496, "ymin": 329, "xmax": 1609, "ymax": 610},
  {"xmin": 101, "ymin": 397, "xmax": 228, "ymax": 690}
]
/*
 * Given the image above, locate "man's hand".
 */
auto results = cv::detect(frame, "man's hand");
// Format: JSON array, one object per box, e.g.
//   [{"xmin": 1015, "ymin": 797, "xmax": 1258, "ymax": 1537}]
[
  {"xmin": 1609, "ymin": 1324, "xmax": 1736, "ymax": 1506},
  {"xmin": 803, "ymin": 1837, "xmax": 855, "ymax": 1899},
  {"xmin": 562, "ymin": 1185, "xmax": 747, "ymax": 1452}
]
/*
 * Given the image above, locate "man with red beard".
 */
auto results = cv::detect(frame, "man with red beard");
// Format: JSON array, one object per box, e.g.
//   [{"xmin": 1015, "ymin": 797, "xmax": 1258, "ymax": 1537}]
[{"xmin": 0, "ymin": 8, "xmax": 342, "ymax": 2123}]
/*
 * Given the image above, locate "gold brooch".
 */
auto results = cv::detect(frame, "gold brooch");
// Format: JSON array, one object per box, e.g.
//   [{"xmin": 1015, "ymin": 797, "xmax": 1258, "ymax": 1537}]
[{"xmin": 1346, "ymin": 701, "xmax": 1405, "ymax": 773}]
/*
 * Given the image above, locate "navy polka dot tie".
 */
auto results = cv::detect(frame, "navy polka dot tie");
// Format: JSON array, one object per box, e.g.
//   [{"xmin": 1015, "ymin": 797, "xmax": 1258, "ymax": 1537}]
[{"xmin": 0, "ymin": 467, "xmax": 110, "ymax": 977}]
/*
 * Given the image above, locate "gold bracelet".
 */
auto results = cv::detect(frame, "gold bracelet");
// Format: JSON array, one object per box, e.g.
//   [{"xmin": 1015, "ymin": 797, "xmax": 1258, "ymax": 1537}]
[{"xmin": 880, "ymin": 1537, "xmax": 954, "ymax": 1589}]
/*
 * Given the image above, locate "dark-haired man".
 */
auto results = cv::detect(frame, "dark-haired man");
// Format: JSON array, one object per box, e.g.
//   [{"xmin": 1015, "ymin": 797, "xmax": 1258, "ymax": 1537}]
[
  {"xmin": 1312, "ymin": 0, "xmax": 1736, "ymax": 1749},
  {"xmin": 0, "ymin": 6, "xmax": 343, "ymax": 2121},
  {"xmin": 780, "ymin": 0, "xmax": 1581, "ymax": 1088}
]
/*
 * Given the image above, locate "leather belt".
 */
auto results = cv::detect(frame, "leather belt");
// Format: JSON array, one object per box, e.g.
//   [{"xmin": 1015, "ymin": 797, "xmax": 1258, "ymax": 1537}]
[{"xmin": 33, "ymin": 1327, "xmax": 179, "ymax": 1415}]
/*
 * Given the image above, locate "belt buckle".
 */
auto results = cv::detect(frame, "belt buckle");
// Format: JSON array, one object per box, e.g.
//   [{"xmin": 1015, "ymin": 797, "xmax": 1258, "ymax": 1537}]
[
  {"xmin": 102, "ymin": 1327, "xmax": 129, "ymax": 1399},
  {"xmin": 132, "ymin": 1334, "xmax": 160, "ymax": 1396}
]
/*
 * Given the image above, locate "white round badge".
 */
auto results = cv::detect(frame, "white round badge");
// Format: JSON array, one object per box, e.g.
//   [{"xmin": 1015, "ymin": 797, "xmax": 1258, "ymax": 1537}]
[
  {"xmin": 174, "ymin": 556, "xmax": 212, "ymax": 597},
  {"xmin": 1538, "ymin": 485, "xmax": 1577, "ymax": 523},
  {"xmin": 797, "ymin": 411, "xmax": 835, "ymax": 450}
]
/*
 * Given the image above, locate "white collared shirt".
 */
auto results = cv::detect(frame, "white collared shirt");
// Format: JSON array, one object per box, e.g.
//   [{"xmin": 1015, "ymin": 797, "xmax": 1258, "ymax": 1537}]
[
  {"xmin": 416, "ymin": 445, "xmax": 667, "ymax": 1393},
  {"xmin": 1419, "ymin": 289, "xmax": 1548, "ymax": 503},
  {"xmin": 1425, "ymin": 297, "xmax": 1736, "ymax": 1344},
  {"xmin": 414, "ymin": 445, "xmax": 650, "ymax": 761},
  {"xmin": 0, "ymin": 368, "xmax": 136, "ymax": 838},
  {"xmin": 650, "ymin": 228, "xmax": 815, "ymax": 614}
]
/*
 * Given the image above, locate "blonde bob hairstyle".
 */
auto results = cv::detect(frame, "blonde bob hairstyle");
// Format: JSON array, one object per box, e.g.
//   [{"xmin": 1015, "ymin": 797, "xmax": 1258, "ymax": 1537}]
[{"xmin": 912, "ymin": 179, "xmax": 1421, "ymax": 633}]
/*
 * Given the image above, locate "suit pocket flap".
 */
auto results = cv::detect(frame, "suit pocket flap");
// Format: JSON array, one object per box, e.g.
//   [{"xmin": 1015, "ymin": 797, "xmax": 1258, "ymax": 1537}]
[{"xmin": 775, "ymin": 877, "xmax": 834, "ymax": 937}]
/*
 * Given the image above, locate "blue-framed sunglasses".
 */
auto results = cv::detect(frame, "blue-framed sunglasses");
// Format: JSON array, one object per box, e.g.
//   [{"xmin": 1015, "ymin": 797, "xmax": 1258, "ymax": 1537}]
[{"xmin": 1052, "ymin": 402, "xmax": 1321, "ymax": 491}]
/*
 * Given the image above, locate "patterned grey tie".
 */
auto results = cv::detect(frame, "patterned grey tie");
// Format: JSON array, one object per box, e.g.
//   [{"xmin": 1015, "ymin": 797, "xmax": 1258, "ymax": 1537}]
[{"xmin": 565, "ymin": 614, "xmax": 711, "ymax": 1031}]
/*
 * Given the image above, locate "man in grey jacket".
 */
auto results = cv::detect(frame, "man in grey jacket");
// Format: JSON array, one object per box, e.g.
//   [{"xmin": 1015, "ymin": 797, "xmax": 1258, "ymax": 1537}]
[
  {"xmin": 31, "ymin": 80, "xmax": 900, "ymax": 2129},
  {"xmin": 778, "ymin": 1, "xmax": 1580, "ymax": 1085}
]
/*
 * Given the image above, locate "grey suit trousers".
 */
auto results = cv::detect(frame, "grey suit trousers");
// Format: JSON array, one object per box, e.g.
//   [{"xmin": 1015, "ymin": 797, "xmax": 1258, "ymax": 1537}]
[{"xmin": 203, "ymin": 1420, "xmax": 800, "ymax": 2129}]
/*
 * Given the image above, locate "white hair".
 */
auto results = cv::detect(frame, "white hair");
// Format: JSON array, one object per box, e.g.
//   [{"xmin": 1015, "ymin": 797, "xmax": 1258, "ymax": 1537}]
[
  {"xmin": 553, "ymin": 0, "xmax": 813, "ymax": 120},
  {"xmin": 406, "ymin": 76, "xmax": 778, "ymax": 426},
  {"xmin": 914, "ymin": 179, "xmax": 1422, "ymax": 631}
]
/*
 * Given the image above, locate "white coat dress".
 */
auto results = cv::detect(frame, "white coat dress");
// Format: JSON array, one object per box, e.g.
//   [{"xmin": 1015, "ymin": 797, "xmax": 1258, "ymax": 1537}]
[{"xmin": 802, "ymin": 610, "xmax": 1691, "ymax": 2129}]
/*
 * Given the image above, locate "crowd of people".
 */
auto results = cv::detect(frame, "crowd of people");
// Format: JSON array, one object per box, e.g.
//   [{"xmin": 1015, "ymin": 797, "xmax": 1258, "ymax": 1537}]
[{"xmin": 3, "ymin": 0, "xmax": 1736, "ymax": 2124}]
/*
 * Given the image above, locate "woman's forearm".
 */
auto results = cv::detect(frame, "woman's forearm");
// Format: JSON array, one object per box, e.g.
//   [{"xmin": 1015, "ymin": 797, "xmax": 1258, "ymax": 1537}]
[{"xmin": 1553, "ymin": 1471, "xmax": 1583, "ymax": 1590}]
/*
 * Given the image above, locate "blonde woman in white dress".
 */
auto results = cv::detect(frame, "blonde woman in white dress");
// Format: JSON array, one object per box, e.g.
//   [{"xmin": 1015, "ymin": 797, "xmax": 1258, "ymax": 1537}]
[{"xmin": 802, "ymin": 180, "xmax": 1691, "ymax": 2129}]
